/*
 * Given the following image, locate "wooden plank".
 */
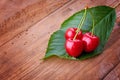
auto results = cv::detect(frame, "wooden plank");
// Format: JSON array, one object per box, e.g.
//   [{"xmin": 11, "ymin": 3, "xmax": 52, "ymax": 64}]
[
  {"xmin": 0, "ymin": 0, "xmax": 120, "ymax": 80},
  {"xmin": 104, "ymin": 63, "xmax": 120, "ymax": 80},
  {"xmin": 0, "ymin": 0, "xmax": 70, "ymax": 46}
]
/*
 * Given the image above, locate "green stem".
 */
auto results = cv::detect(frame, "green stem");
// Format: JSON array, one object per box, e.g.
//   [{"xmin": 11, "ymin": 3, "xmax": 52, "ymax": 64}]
[
  {"xmin": 73, "ymin": 8, "xmax": 87, "ymax": 40},
  {"xmin": 78, "ymin": 8, "xmax": 87, "ymax": 30},
  {"xmin": 89, "ymin": 9, "xmax": 95, "ymax": 36},
  {"xmin": 77, "ymin": 9, "xmax": 86, "ymax": 32}
]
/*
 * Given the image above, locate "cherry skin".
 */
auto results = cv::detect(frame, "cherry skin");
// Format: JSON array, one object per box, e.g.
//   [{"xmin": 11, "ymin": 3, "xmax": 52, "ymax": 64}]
[
  {"xmin": 65, "ymin": 28, "xmax": 82, "ymax": 40},
  {"xmin": 82, "ymin": 32, "xmax": 99, "ymax": 52},
  {"xmin": 65, "ymin": 39, "xmax": 83, "ymax": 57}
]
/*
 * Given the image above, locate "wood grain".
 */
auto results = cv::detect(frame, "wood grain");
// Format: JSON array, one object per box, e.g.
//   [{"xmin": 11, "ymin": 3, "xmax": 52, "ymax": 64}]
[
  {"xmin": 0, "ymin": 0, "xmax": 120, "ymax": 80},
  {"xmin": 104, "ymin": 63, "xmax": 120, "ymax": 80},
  {"xmin": 0, "ymin": 0, "xmax": 69, "ymax": 46}
]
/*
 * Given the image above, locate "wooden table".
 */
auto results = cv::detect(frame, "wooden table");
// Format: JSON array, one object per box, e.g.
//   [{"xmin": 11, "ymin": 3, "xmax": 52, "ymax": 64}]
[{"xmin": 0, "ymin": 0, "xmax": 120, "ymax": 80}]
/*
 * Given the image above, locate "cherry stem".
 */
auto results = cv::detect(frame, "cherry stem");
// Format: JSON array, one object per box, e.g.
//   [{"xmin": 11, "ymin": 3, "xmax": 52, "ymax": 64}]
[
  {"xmin": 73, "ymin": 7, "xmax": 87, "ymax": 40},
  {"xmin": 77, "ymin": 8, "xmax": 87, "ymax": 31},
  {"xmin": 89, "ymin": 9, "xmax": 95, "ymax": 36}
]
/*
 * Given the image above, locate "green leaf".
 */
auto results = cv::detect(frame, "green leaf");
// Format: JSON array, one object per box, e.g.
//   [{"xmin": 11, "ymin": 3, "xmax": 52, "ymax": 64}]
[{"xmin": 44, "ymin": 6, "xmax": 116, "ymax": 60}]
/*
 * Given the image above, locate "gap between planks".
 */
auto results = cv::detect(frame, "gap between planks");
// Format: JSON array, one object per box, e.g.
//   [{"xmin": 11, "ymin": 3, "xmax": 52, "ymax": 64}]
[{"xmin": 103, "ymin": 62, "xmax": 120, "ymax": 80}]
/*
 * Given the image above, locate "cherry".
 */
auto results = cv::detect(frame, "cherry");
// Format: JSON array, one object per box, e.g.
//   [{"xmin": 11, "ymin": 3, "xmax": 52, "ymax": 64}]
[
  {"xmin": 65, "ymin": 7, "xmax": 87, "ymax": 57},
  {"xmin": 65, "ymin": 39, "xmax": 83, "ymax": 57},
  {"xmin": 65, "ymin": 28, "xmax": 82, "ymax": 40},
  {"xmin": 82, "ymin": 32, "xmax": 99, "ymax": 52}
]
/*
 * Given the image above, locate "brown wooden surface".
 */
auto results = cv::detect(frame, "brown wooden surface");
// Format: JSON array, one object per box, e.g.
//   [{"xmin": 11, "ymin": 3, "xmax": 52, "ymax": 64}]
[{"xmin": 0, "ymin": 0, "xmax": 120, "ymax": 80}]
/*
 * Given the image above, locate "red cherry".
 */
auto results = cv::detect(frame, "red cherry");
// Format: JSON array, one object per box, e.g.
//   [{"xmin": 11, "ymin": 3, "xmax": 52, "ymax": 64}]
[
  {"xmin": 82, "ymin": 32, "xmax": 99, "ymax": 52},
  {"xmin": 65, "ymin": 39, "xmax": 83, "ymax": 57},
  {"xmin": 65, "ymin": 28, "xmax": 82, "ymax": 40}
]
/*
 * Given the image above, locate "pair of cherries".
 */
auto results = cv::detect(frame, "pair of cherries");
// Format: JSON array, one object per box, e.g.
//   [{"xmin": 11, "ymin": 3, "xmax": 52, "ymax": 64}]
[{"xmin": 65, "ymin": 27, "xmax": 99, "ymax": 57}]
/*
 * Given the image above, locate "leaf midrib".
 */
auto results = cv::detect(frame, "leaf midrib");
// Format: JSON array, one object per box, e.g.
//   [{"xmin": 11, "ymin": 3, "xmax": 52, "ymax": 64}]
[{"xmin": 89, "ymin": 8, "xmax": 114, "ymax": 32}]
